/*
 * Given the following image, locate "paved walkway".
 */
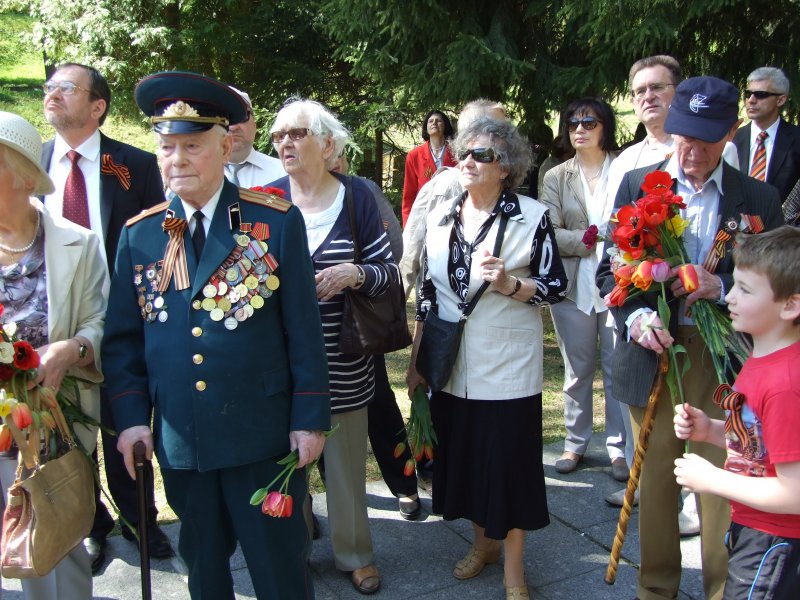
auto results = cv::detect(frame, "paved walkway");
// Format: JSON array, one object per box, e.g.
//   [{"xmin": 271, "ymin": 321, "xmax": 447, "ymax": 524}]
[{"xmin": 1, "ymin": 436, "xmax": 704, "ymax": 599}]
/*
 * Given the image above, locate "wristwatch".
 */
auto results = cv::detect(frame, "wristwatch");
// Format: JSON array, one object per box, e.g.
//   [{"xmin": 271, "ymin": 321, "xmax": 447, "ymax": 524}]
[
  {"xmin": 504, "ymin": 276, "xmax": 522, "ymax": 297},
  {"xmin": 77, "ymin": 341, "xmax": 88, "ymax": 360},
  {"xmin": 354, "ymin": 265, "xmax": 366, "ymax": 288}
]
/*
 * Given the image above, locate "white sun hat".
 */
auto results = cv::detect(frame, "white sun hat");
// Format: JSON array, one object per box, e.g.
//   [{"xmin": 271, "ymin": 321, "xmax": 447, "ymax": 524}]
[{"xmin": 0, "ymin": 111, "xmax": 55, "ymax": 195}]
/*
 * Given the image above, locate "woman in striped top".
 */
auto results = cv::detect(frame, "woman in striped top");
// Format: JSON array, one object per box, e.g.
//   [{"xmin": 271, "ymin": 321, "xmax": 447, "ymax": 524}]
[{"xmin": 269, "ymin": 99, "xmax": 397, "ymax": 595}]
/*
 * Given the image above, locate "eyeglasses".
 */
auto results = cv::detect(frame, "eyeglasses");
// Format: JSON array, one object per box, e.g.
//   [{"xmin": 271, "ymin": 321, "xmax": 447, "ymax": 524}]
[
  {"xmin": 567, "ymin": 117, "xmax": 601, "ymax": 132},
  {"xmin": 631, "ymin": 82, "xmax": 675, "ymax": 100},
  {"xmin": 42, "ymin": 81, "xmax": 94, "ymax": 96},
  {"xmin": 457, "ymin": 147, "xmax": 498, "ymax": 163},
  {"xmin": 744, "ymin": 90, "xmax": 783, "ymax": 100},
  {"xmin": 270, "ymin": 128, "xmax": 312, "ymax": 144}
]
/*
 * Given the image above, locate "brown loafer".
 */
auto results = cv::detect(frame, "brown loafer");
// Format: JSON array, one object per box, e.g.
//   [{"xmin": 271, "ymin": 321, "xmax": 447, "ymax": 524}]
[
  {"xmin": 351, "ymin": 564, "xmax": 381, "ymax": 595},
  {"xmin": 453, "ymin": 543, "xmax": 501, "ymax": 580},
  {"xmin": 554, "ymin": 451, "xmax": 582, "ymax": 474}
]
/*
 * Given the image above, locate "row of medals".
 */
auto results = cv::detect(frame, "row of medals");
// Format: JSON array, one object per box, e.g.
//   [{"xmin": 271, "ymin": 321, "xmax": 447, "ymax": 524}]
[{"xmin": 192, "ymin": 233, "xmax": 280, "ymax": 331}]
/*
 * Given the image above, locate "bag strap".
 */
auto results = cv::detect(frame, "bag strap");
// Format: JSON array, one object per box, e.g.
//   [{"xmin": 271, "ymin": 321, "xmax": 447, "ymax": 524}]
[
  {"xmin": 343, "ymin": 175, "xmax": 361, "ymax": 263},
  {"xmin": 461, "ymin": 209, "xmax": 509, "ymax": 319}
]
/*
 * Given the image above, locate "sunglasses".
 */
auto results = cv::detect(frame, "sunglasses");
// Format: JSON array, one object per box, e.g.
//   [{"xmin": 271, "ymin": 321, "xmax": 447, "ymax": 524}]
[
  {"xmin": 457, "ymin": 147, "xmax": 498, "ymax": 163},
  {"xmin": 567, "ymin": 117, "xmax": 601, "ymax": 132},
  {"xmin": 42, "ymin": 81, "xmax": 95, "ymax": 97},
  {"xmin": 270, "ymin": 127, "xmax": 313, "ymax": 144},
  {"xmin": 744, "ymin": 90, "xmax": 783, "ymax": 100}
]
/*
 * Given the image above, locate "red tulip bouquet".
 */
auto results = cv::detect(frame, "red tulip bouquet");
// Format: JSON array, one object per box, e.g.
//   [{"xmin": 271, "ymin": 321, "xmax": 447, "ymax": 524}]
[
  {"xmin": 392, "ymin": 385, "xmax": 437, "ymax": 477},
  {"xmin": 604, "ymin": 171, "xmax": 748, "ymax": 399},
  {"xmin": 249, "ymin": 424, "xmax": 339, "ymax": 518},
  {"xmin": 0, "ymin": 302, "xmax": 100, "ymax": 468}
]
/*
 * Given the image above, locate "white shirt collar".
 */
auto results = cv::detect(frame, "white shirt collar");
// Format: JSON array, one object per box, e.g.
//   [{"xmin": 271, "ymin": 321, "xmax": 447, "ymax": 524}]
[
  {"xmin": 665, "ymin": 152, "xmax": 725, "ymax": 195},
  {"xmin": 53, "ymin": 129, "xmax": 101, "ymax": 163},
  {"xmin": 179, "ymin": 181, "xmax": 224, "ymax": 233}
]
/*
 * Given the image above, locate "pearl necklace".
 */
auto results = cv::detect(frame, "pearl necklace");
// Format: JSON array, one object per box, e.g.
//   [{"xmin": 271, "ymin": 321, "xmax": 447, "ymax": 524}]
[{"xmin": 0, "ymin": 209, "xmax": 40, "ymax": 255}]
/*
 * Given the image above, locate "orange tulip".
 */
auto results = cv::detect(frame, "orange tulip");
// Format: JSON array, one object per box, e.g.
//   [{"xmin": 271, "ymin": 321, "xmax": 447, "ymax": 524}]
[
  {"xmin": 393, "ymin": 442, "xmax": 406, "ymax": 459},
  {"xmin": 11, "ymin": 402, "xmax": 32, "ymax": 430},
  {"xmin": 631, "ymin": 261, "xmax": 654, "ymax": 292},
  {"xmin": 0, "ymin": 426, "xmax": 11, "ymax": 452},
  {"xmin": 403, "ymin": 459, "xmax": 416, "ymax": 477},
  {"xmin": 605, "ymin": 285, "xmax": 629, "ymax": 308},
  {"xmin": 424, "ymin": 443, "xmax": 434, "ymax": 461},
  {"xmin": 677, "ymin": 264, "xmax": 699, "ymax": 293}
]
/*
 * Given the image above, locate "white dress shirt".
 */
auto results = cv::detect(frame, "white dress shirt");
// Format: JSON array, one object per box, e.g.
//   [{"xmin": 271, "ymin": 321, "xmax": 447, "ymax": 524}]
[
  {"xmin": 225, "ymin": 147, "xmax": 285, "ymax": 188},
  {"xmin": 747, "ymin": 117, "xmax": 780, "ymax": 178}
]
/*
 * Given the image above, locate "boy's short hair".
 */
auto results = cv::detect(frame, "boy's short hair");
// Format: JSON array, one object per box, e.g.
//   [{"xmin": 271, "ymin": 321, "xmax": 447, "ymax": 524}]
[{"xmin": 733, "ymin": 225, "xmax": 800, "ymax": 307}]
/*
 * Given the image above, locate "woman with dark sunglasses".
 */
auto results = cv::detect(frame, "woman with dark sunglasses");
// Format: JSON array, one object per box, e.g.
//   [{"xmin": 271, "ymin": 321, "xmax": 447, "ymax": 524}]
[
  {"xmin": 540, "ymin": 98, "xmax": 630, "ymax": 482},
  {"xmin": 406, "ymin": 117, "xmax": 566, "ymax": 599}
]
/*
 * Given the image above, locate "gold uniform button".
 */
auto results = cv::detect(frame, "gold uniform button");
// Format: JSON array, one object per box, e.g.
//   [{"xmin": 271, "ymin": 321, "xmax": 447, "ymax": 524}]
[
  {"xmin": 191, "ymin": 327, "xmax": 203, "ymax": 337},
  {"xmin": 192, "ymin": 354, "xmax": 204, "ymax": 365},
  {"xmin": 195, "ymin": 381, "xmax": 207, "ymax": 391}
]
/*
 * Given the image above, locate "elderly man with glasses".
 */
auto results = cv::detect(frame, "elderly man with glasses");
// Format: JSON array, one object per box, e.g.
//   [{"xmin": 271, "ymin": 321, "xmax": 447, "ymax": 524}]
[
  {"xmin": 40, "ymin": 62, "xmax": 173, "ymax": 574},
  {"xmin": 733, "ymin": 67, "xmax": 800, "ymax": 204}
]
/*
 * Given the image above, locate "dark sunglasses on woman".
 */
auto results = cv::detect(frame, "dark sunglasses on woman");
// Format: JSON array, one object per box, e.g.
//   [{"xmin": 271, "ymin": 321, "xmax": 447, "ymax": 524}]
[
  {"xmin": 567, "ymin": 117, "xmax": 601, "ymax": 132},
  {"xmin": 457, "ymin": 147, "xmax": 498, "ymax": 163}
]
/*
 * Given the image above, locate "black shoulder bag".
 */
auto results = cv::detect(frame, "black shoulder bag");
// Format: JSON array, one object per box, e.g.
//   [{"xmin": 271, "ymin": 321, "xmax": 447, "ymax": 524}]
[
  {"xmin": 415, "ymin": 210, "xmax": 509, "ymax": 392},
  {"xmin": 338, "ymin": 176, "xmax": 413, "ymax": 355}
]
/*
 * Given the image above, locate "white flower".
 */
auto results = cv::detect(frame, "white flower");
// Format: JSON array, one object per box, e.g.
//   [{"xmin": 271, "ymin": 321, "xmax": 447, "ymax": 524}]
[
  {"xmin": 0, "ymin": 342, "xmax": 13, "ymax": 364},
  {"xmin": 2, "ymin": 322, "xmax": 16, "ymax": 338}
]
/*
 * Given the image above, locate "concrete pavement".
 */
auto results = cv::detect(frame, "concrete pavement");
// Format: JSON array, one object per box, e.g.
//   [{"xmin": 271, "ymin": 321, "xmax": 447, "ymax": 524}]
[{"xmin": 0, "ymin": 435, "xmax": 705, "ymax": 599}]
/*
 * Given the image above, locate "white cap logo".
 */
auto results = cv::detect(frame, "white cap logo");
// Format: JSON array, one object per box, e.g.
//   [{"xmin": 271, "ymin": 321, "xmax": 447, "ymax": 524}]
[{"xmin": 689, "ymin": 93, "xmax": 709, "ymax": 113}]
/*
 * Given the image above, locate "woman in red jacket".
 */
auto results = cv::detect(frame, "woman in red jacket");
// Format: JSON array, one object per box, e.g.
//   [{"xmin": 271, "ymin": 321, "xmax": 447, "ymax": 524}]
[{"xmin": 401, "ymin": 110, "xmax": 456, "ymax": 226}]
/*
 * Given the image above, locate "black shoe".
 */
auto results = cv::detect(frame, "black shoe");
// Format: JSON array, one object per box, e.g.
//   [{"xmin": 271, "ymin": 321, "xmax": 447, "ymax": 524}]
[
  {"xmin": 398, "ymin": 497, "xmax": 421, "ymax": 521},
  {"xmin": 83, "ymin": 536, "xmax": 106, "ymax": 574},
  {"xmin": 120, "ymin": 522, "xmax": 175, "ymax": 559}
]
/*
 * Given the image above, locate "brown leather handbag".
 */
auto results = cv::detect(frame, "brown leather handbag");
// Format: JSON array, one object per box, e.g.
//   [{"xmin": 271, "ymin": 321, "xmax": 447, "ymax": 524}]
[
  {"xmin": 1, "ymin": 438, "xmax": 95, "ymax": 578},
  {"xmin": 338, "ymin": 176, "xmax": 412, "ymax": 355}
]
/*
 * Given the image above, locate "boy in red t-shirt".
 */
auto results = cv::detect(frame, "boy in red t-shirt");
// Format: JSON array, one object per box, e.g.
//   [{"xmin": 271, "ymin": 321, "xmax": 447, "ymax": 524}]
[{"xmin": 673, "ymin": 225, "xmax": 800, "ymax": 599}]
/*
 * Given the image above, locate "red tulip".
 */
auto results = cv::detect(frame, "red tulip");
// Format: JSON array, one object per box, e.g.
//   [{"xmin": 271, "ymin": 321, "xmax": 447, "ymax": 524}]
[
  {"xmin": 261, "ymin": 491, "xmax": 293, "ymax": 517},
  {"xmin": 11, "ymin": 402, "xmax": 32, "ymax": 430},
  {"xmin": 636, "ymin": 196, "xmax": 670, "ymax": 227},
  {"xmin": 393, "ymin": 442, "xmax": 405, "ymax": 459},
  {"xmin": 12, "ymin": 341, "xmax": 40, "ymax": 371},
  {"xmin": 0, "ymin": 426, "xmax": 11, "ymax": 452},
  {"xmin": 424, "ymin": 444, "xmax": 434, "ymax": 461},
  {"xmin": 677, "ymin": 264, "xmax": 699, "ymax": 293},
  {"xmin": 641, "ymin": 170, "xmax": 673, "ymax": 195},
  {"xmin": 605, "ymin": 285, "xmax": 629, "ymax": 308},
  {"xmin": 403, "ymin": 459, "xmax": 416, "ymax": 477}
]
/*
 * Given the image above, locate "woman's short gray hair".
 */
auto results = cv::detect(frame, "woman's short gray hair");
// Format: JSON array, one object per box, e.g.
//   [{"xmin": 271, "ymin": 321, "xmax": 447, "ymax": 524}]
[
  {"xmin": 453, "ymin": 117, "xmax": 532, "ymax": 190},
  {"xmin": 271, "ymin": 99, "xmax": 351, "ymax": 169}
]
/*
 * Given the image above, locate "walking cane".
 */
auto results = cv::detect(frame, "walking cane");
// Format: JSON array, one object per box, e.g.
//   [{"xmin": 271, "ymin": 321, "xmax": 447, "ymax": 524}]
[
  {"xmin": 133, "ymin": 441, "xmax": 152, "ymax": 600},
  {"xmin": 605, "ymin": 353, "xmax": 668, "ymax": 584}
]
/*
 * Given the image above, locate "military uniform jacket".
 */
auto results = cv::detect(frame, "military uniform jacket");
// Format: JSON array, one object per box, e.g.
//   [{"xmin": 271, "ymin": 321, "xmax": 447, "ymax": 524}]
[{"xmin": 102, "ymin": 180, "xmax": 331, "ymax": 471}]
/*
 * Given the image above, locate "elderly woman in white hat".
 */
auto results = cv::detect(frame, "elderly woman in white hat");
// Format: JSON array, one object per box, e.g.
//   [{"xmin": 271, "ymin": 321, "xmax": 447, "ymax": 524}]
[{"xmin": 0, "ymin": 111, "xmax": 107, "ymax": 599}]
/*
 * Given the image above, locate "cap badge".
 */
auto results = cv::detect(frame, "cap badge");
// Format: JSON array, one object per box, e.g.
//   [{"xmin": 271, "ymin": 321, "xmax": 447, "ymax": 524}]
[
  {"xmin": 689, "ymin": 94, "xmax": 709, "ymax": 114},
  {"xmin": 161, "ymin": 101, "xmax": 200, "ymax": 119}
]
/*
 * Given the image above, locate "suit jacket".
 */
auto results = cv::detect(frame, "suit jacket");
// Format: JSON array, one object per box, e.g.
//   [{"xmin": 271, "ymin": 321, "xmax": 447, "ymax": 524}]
[
  {"xmin": 41, "ymin": 132, "xmax": 165, "ymax": 272},
  {"xmin": 596, "ymin": 161, "xmax": 783, "ymax": 407},
  {"xmin": 733, "ymin": 119, "xmax": 800, "ymax": 201},
  {"xmin": 102, "ymin": 180, "xmax": 331, "ymax": 471},
  {"xmin": 540, "ymin": 155, "xmax": 616, "ymax": 298},
  {"xmin": 36, "ymin": 199, "xmax": 108, "ymax": 451}
]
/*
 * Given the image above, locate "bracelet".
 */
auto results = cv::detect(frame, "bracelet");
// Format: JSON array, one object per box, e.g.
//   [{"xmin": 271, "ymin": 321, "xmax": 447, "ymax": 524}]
[{"xmin": 503, "ymin": 276, "xmax": 522, "ymax": 297}]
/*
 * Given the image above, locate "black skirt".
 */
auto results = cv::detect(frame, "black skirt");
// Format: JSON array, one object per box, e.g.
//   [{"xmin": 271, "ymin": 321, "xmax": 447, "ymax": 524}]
[{"xmin": 430, "ymin": 391, "xmax": 549, "ymax": 540}]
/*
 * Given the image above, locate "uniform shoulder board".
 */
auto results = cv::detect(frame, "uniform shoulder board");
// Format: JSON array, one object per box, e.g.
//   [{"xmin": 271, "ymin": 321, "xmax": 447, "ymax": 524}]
[
  {"xmin": 238, "ymin": 187, "xmax": 292, "ymax": 213},
  {"xmin": 125, "ymin": 201, "xmax": 170, "ymax": 226}
]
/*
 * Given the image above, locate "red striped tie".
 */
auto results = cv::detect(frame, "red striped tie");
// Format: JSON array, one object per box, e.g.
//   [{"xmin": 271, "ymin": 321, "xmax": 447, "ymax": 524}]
[
  {"xmin": 749, "ymin": 130, "xmax": 768, "ymax": 182},
  {"xmin": 63, "ymin": 150, "xmax": 90, "ymax": 228}
]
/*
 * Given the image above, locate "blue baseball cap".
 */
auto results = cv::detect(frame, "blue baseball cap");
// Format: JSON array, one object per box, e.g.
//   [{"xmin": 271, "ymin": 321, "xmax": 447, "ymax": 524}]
[
  {"xmin": 135, "ymin": 71, "xmax": 248, "ymax": 134},
  {"xmin": 664, "ymin": 76, "xmax": 740, "ymax": 143}
]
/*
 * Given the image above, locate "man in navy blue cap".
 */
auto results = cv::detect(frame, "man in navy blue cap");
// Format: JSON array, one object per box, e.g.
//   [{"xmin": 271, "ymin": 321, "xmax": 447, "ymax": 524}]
[
  {"xmin": 598, "ymin": 76, "xmax": 784, "ymax": 600},
  {"xmin": 102, "ymin": 71, "xmax": 331, "ymax": 599}
]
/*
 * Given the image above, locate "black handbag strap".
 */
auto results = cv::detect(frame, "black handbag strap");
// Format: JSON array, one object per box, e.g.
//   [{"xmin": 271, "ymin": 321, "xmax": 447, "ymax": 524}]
[
  {"xmin": 343, "ymin": 176, "xmax": 362, "ymax": 263},
  {"xmin": 460, "ymin": 209, "xmax": 509, "ymax": 320}
]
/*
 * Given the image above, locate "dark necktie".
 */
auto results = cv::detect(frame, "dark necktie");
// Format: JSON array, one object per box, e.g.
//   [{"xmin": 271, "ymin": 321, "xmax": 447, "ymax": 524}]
[
  {"xmin": 749, "ymin": 130, "xmax": 768, "ymax": 182},
  {"xmin": 191, "ymin": 211, "xmax": 205, "ymax": 258},
  {"xmin": 63, "ymin": 149, "xmax": 90, "ymax": 228}
]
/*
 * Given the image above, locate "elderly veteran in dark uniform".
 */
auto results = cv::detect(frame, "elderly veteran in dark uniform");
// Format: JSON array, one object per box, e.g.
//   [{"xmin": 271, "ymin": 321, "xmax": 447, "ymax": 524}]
[
  {"xmin": 101, "ymin": 72, "xmax": 331, "ymax": 600},
  {"xmin": 597, "ymin": 76, "xmax": 783, "ymax": 600}
]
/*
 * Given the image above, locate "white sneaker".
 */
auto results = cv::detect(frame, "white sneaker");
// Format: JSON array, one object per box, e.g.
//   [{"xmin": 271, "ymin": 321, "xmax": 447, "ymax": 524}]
[
  {"xmin": 604, "ymin": 487, "xmax": 639, "ymax": 507},
  {"xmin": 679, "ymin": 492, "xmax": 700, "ymax": 537}
]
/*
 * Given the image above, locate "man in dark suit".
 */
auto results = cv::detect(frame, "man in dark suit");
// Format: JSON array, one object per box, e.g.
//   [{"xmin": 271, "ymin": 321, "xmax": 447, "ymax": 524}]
[
  {"xmin": 102, "ymin": 71, "xmax": 331, "ymax": 599},
  {"xmin": 597, "ymin": 76, "xmax": 783, "ymax": 600},
  {"xmin": 733, "ymin": 67, "xmax": 800, "ymax": 202},
  {"xmin": 41, "ymin": 62, "xmax": 173, "ymax": 571}
]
